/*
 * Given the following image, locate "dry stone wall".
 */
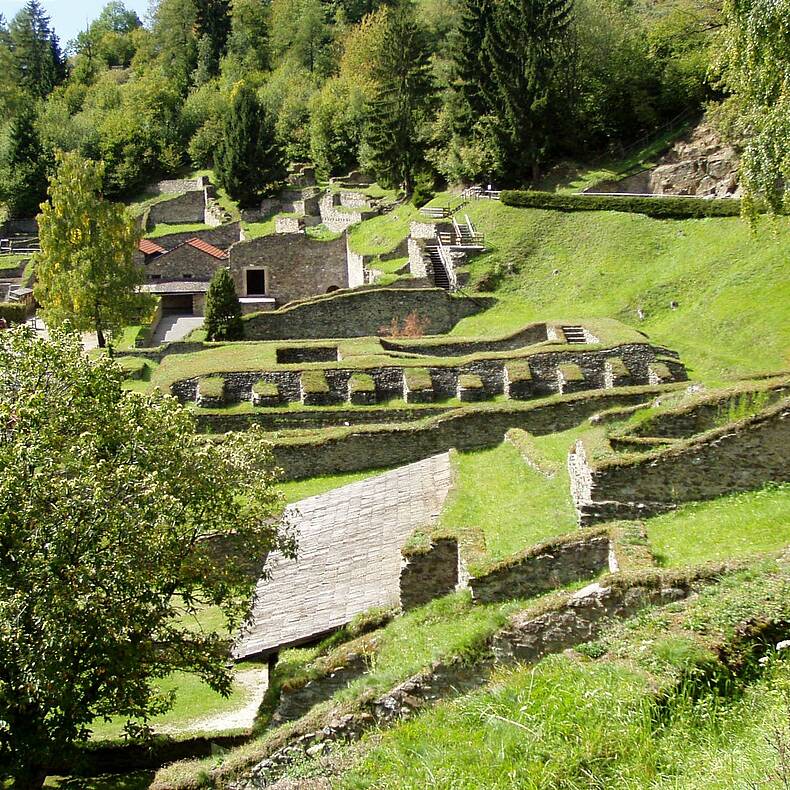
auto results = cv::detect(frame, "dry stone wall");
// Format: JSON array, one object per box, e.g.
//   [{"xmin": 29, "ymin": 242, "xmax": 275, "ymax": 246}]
[
  {"xmin": 569, "ymin": 400, "xmax": 790, "ymax": 525},
  {"xmin": 243, "ymin": 287, "xmax": 485, "ymax": 340},
  {"xmin": 231, "ymin": 572, "xmax": 701, "ymax": 790},
  {"xmin": 319, "ymin": 192, "xmax": 378, "ymax": 232},
  {"xmin": 491, "ymin": 578, "xmax": 690, "ymax": 662},
  {"xmin": 469, "ymin": 531, "xmax": 612, "ymax": 603},
  {"xmin": 399, "ymin": 538, "xmax": 460, "ymax": 610},
  {"xmin": 147, "ymin": 190, "xmax": 207, "ymax": 226},
  {"xmin": 270, "ymin": 389, "xmax": 669, "ymax": 480}
]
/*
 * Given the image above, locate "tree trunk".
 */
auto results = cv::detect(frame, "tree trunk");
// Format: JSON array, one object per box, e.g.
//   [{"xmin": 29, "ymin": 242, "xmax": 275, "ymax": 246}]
[
  {"xmin": 13, "ymin": 762, "xmax": 48, "ymax": 790},
  {"xmin": 96, "ymin": 325, "xmax": 106, "ymax": 349}
]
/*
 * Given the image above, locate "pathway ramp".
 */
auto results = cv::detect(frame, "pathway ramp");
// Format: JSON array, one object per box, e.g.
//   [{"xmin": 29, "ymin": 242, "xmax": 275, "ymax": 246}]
[{"xmin": 234, "ymin": 452, "xmax": 453, "ymax": 659}]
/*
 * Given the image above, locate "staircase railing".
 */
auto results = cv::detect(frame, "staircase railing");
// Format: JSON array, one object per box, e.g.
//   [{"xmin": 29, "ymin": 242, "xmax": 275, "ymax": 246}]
[{"xmin": 435, "ymin": 235, "xmax": 457, "ymax": 291}]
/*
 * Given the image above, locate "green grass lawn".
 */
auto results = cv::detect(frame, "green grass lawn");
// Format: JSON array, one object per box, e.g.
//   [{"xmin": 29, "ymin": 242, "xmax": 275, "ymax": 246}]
[
  {"xmin": 452, "ymin": 202, "xmax": 790, "ymax": 383},
  {"xmin": 440, "ymin": 427, "xmax": 595, "ymax": 572},
  {"xmin": 146, "ymin": 222, "xmax": 213, "ymax": 238},
  {"xmin": 336, "ymin": 566, "xmax": 790, "ymax": 790},
  {"xmin": 278, "ymin": 467, "xmax": 396, "ymax": 503},
  {"xmin": 347, "ymin": 202, "xmax": 422, "ymax": 255},
  {"xmin": 89, "ymin": 661, "xmax": 267, "ymax": 741},
  {"xmin": 0, "ymin": 253, "xmax": 28, "ymax": 270},
  {"xmin": 646, "ymin": 483, "xmax": 790, "ymax": 567}
]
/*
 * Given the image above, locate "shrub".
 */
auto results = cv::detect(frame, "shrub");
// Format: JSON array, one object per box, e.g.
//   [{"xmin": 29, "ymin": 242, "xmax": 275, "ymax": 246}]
[
  {"xmin": 500, "ymin": 190, "xmax": 746, "ymax": 219},
  {"xmin": 380, "ymin": 311, "xmax": 431, "ymax": 338},
  {"xmin": 204, "ymin": 268, "xmax": 244, "ymax": 341},
  {"xmin": 0, "ymin": 302, "xmax": 29, "ymax": 325}
]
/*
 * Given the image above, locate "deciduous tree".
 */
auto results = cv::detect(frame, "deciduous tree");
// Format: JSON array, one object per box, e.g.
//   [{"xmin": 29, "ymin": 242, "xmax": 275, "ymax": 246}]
[
  {"xmin": 718, "ymin": 0, "xmax": 789, "ymax": 215},
  {"xmin": 34, "ymin": 152, "xmax": 151, "ymax": 349},
  {"xmin": 0, "ymin": 326, "xmax": 291, "ymax": 788}
]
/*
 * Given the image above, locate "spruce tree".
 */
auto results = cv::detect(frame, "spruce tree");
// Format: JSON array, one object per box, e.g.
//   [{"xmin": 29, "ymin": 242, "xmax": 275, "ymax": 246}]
[
  {"xmin": 451, "ymin": 0, "xmax": 496, "ymax": 128},
  {"xmin": 364, "ymin": 3, "xmax": 434, "ymax": 194},
  {"xmin": 203, "ymin": 267, "xmax": 244, "ymax": 341},
  {"xmin": 1, "ymin": 103, "xmax": 49, "ymax": 217},
  {"xmin": 193, "ymin": 0, "xmax": 231, "ymax": 81},
  {"xmin": 8, "ymin": 0, "xmax": 62, "ymax": 98},
  {"xmin": 215, "ymin": 82, "xmax": 284, "ymax": 207},
  {"xmin": 483, "ymin": 0, "xmax": 572, "ymax": 182}
]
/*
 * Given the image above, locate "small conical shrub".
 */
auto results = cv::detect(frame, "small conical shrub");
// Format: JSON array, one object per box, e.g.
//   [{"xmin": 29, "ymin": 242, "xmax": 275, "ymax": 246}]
[{"xmin": 204, "ymin": 267, "xmax": 244, "ymax": 341}]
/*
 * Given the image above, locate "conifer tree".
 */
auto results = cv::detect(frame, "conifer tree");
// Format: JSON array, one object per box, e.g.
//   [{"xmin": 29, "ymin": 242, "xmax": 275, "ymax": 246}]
[
  {"xmin": 8, "ymin": 0, "xmax": 62, "ymax": 98},
  {"xmin": 452, "ymin": 0, "xmax": 496, "ymax": 128},
  {"xmin": 215, "ymin": 82, "xmax": 284, "ymax": 207},
  {"xmin": 194, "ymin": 0, "xmax": 231, "ymax": 80},
  {"xmin": 483, "ymin": 0, "xmax": 572, "ymax": 182},
  {"xmin": 204, "ymin": 267, "xmax": 244, "ymax": 341},
  {"xmin": 364, "ymin": 3, "xmax": 434, "ymax": 194},
  {"xmin": 1, "ymin": 103, "xmax": 49, "ymax": 217}
]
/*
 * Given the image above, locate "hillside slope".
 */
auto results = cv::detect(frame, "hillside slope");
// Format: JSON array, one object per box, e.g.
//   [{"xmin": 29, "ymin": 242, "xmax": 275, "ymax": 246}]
[{"xmin": 453, "ymin": 202, "xmax": 789, "ymax": 382}]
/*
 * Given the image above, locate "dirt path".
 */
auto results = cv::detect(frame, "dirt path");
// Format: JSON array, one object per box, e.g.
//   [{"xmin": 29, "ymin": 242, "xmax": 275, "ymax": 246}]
[{"xmin": 156, "ymin": 665, "xmax": 269, "ymax": 735}]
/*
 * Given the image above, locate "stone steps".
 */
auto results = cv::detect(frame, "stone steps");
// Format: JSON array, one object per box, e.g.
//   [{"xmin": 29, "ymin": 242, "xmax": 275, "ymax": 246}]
[{"xmin": 562, "ymin": 325, "xmax": 588, "ymax": 344}]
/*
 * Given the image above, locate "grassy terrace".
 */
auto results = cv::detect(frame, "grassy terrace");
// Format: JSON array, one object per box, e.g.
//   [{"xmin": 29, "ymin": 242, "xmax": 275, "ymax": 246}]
[
  {"xmin": 134, "ymin": 318, "xmax": 649, "ymax": 395},
  {"xmin": 328, "ymin": 563, "xmax": 790, "ymax": 790},
  {"xmin": 0, "ymin": 253, "xmax": 28, "ymax": 270},
  {"xmin": 347, "ymin": 202, "xmax": 423, "ymax": 255},
  {"xmin": 647, "ymin": 483, "xmax": 790, "ymax": 567},
  {"xmin": 146, "ymin": 223, "xmax": 214, "ymax": 238},
  {"xmin": 448, "ymin": 201, "xmax": 790, "ymax": 383},
  {"xmin": 438, "ymin": 427, "xmax": 586, "ymax": 572}
]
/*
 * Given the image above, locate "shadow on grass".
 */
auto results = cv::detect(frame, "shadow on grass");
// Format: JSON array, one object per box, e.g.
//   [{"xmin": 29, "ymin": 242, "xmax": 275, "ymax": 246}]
[{"xmin": 47, "ymin": 772, "xmax": 154, "ymax": 789}]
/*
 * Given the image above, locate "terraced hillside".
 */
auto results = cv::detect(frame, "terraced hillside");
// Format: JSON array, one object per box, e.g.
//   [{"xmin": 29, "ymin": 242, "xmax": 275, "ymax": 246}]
[{"xmin": 49, "ymin": 182, "xmax": 789, "ymax": 790}]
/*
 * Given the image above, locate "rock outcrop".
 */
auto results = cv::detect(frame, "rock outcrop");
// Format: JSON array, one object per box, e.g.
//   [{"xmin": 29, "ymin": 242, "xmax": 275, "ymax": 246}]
[{"xmin": 649, "ymin": 122, "xmax": 740, "ymax": 198}]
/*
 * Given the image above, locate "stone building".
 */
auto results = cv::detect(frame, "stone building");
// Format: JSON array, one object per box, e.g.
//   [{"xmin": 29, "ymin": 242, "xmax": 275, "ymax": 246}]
[
  {"xmin": 141, "ymin": 238, "xmax": 230, "ymax": 314},
  {"xmin": 227, "ymin": 232, "xmax": 362, "ymax": 309},
  {"xmin": 137, "ymin": 231, "xmax": 363, "ymax": 316}
]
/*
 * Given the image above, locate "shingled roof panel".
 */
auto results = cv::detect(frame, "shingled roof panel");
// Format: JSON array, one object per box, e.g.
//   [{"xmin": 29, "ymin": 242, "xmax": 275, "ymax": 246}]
[
  {"xmin": 185, "ymin": 238, "xmax": 229, "ymax": 259},
  {"xmin": 139, "ymin": 239, "xmax": 166, "ymax": 255}
]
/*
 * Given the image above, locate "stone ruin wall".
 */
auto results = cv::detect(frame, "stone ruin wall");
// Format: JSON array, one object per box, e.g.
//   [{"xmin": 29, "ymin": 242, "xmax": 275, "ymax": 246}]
[
  {"xmin": 568, "ymin": 402, "xmax": 790, "ymax": 525},
  {"xmin": 269, "ymin": 389, "xmax": 666, "ymax": 480},
  {"xmin": 399, "ymin": 539, "xmax": 461, "ymax": 610},
  {"xmin": 243, "ymin": 287, "xmax": 482, "ymax": 340}
]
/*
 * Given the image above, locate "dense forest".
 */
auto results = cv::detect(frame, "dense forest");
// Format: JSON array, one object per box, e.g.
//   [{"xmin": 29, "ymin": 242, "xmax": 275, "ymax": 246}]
[{"xmin": 0, "ymin": 0, "xmax": 785, "ymax": 212}]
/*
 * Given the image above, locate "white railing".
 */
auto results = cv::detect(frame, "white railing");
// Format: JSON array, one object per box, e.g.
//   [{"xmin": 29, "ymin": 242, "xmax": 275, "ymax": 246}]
[{"xmin": 435, "ymin": 235, "xmax": 458, "ymax": 291}]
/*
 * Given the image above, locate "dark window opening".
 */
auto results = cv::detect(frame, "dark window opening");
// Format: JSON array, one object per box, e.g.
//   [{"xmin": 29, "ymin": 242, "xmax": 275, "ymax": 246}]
[
  {"xmin": 182, "ymin": 273, "xmax": 193, "ymax": 279},
  {"xmin": 150, "ymin": 274, "xmax": 162, "ymax": 280},
  {"xmin": 246, "ymin": 269, "xmax": 266, "ymax": 295},
  {"xmin": 326, "ymin": 285, "xmax": 340, "ymax": 293}
]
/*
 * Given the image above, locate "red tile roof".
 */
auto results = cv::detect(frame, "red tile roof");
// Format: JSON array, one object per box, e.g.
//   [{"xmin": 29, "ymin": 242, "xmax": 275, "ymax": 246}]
[
  {"xmin": 185, "ymin": 238, "xmax": 229, "ymax": 259},
  {"xmin": 139, "ymin": 239, "xmax": 166, "ymax": 255}
]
